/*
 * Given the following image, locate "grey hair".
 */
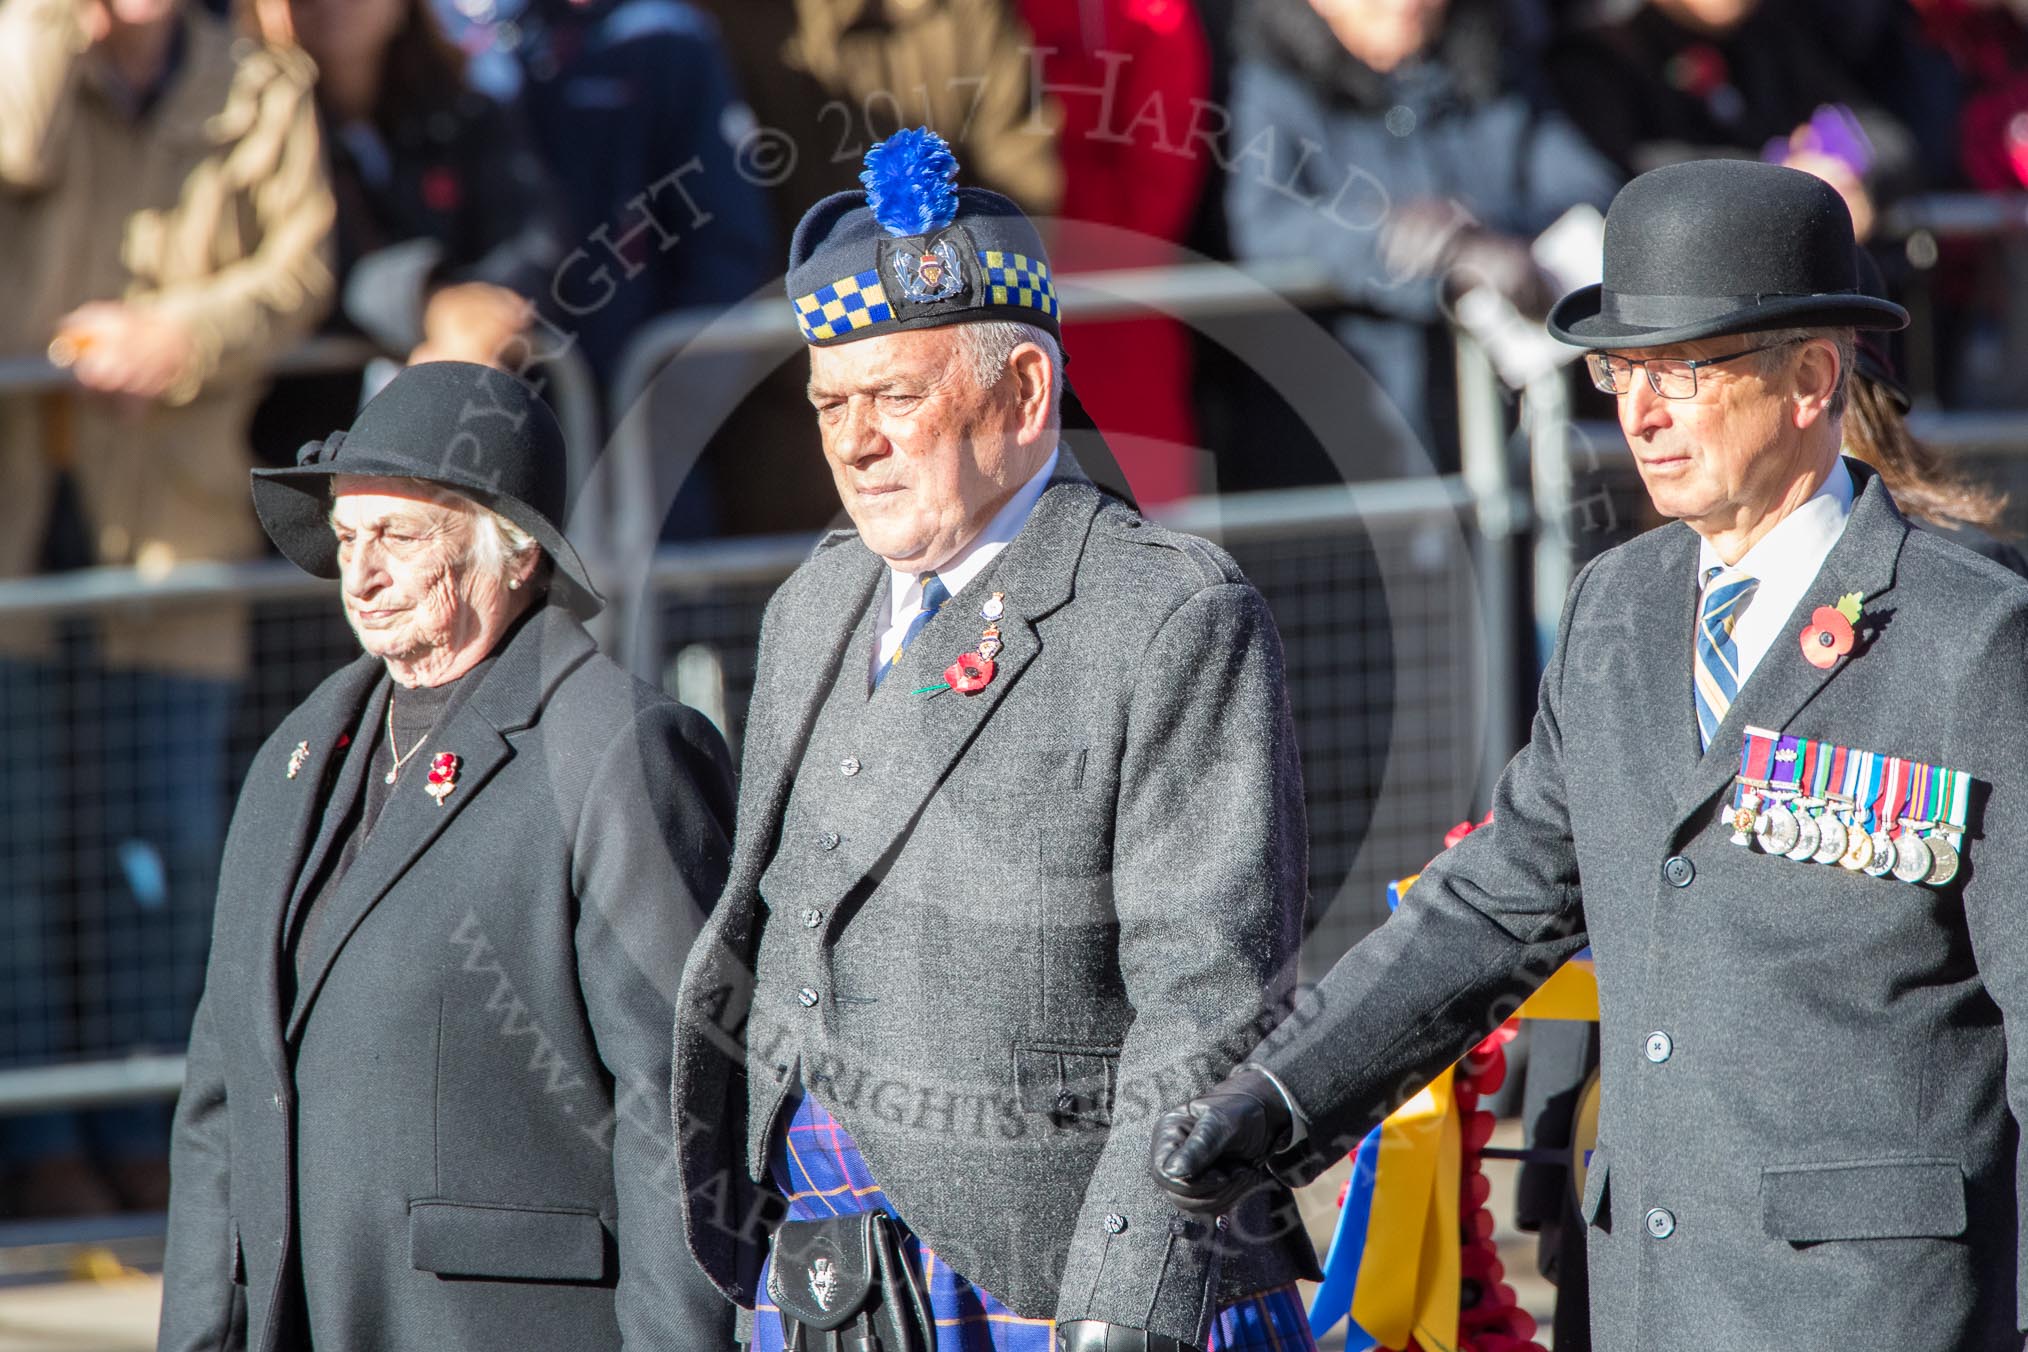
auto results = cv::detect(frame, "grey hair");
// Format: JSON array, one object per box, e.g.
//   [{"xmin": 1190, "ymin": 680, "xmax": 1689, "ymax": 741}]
[
  {"xmin": 956, "ymin": 320, "xmax": 1065, "ymax": 427},
  {"xmin": 461, "ymin": 499, "xmax": 541, "ymax": 583},
  {"xmin": 1754, "ymin": 327, "xmax": 1858, "ymax": 419}
]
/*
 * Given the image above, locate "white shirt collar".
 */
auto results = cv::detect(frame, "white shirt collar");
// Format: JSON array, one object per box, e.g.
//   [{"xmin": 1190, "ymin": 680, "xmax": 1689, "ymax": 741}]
[
  {"xmin": 873, "ymin": 448, "xmax": 1060, "ymax": 679},
  {"xmin": 1695, "ymin": 458, "xmax": 1854, "ymax": 688},
  {"xmin": 885, "ymin": 446, "xmax": 1060, "ymax": 621}
]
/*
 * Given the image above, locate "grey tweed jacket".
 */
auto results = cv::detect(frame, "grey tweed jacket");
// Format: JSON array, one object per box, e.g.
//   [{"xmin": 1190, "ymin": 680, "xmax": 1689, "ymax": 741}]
[
  {"xmin": 672, "ymin": 460, "xmax": 1320, "ymax": 1346},
  {"xmin": 1258, "ymin": 460, "xmax": 2028, "ymax": 1350},
  {"xmin": 158, "ymin": 606, "xmax": 737, "ymax": 1352}
]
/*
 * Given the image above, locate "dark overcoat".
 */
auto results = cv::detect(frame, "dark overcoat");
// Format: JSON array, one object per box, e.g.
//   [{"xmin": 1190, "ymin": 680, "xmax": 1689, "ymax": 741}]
[
  {"xmin": 1260, "ymin": 461, "xmax": 2028, "ymax": 1349},
  {"xmin": 671, "ymin": 463, "xmax": 1320, "ymax": 1347},
  {"xmin": 157, "ymin": 605, "xmax": 737, "ymax": 1351}
]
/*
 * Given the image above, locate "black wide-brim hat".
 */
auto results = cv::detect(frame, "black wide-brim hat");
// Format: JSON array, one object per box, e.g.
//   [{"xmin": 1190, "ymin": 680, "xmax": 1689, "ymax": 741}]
[
  {"xmin": 1548, "ymin": 160, "xmax": 1909, "ymax": 350},
  {"xmin": 250, "ymin": 361, "xmax": 603, "ymax": 616}
]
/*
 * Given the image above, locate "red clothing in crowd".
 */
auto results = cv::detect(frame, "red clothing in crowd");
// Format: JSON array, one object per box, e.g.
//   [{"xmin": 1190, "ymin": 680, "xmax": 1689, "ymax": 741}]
[{"xmin": 1021, "ymin": 0, "xmax": 1211, "ymax": 507}]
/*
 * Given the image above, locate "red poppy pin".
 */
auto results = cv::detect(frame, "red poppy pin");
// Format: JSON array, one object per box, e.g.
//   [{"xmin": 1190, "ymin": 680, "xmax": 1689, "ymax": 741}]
[
  {"xmin": 1800, "ymin": 592, "xmax": 1863, "ymax": 669},
  {"xmin": 942, "ymin": 652, "xmax": 996, "ymax": 694},
  {"xmin": 425, "ymin": 751, "xmax": 460, "ymax": 806},
  {"xmin": 912, "ymin": 593, "xmax": 1006, "ymax": 696}
]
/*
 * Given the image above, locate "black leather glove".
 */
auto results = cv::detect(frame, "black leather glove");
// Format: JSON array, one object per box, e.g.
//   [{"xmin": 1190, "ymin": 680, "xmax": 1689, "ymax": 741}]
[
  {"xmin": 1146, "ymin": 1066, "xmax": 1293, "ymax": 1214},
  {"xmin": 1056, "ymin": 1319, "xmax": 1200, "ymax": 1352}
]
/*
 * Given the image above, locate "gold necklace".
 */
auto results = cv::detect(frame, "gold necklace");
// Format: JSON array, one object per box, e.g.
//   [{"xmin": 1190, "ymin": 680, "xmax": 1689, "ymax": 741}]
[{"xmin": 384, "ymin": 694, "xmax": 430, "ymax": 785}]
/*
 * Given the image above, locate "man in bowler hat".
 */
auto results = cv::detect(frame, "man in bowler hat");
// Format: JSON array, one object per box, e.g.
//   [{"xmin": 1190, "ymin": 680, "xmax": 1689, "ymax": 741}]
[
  {"xmin": 1153, "ymin": 159, "xmax": 2028, "ymax": 1348},
  {"xmin": 671, "ymin": 129, "xmax": 1319, "ymax": 1351},
  {"xmin": 157, "ymin": 363, "xmax": 737, "ymax": 1350}
]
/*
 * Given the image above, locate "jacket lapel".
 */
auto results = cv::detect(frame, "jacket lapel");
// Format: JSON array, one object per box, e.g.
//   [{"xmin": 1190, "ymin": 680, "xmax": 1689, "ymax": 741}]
[
  {"xmin": 828, "ymin": 471, "xmax": 1099, "ymax": 883},
  {"xmin": 1666, "ymin": 460, "xmax": 1907, "ymax": 833},
  {"xmin": 252, "ymin": 655, "xmax": 382, "ymax": 1078},
  {"xmin": 284, "ymin": 608, "xmax": 596, "ymax": 1041},
  {"xmin": 281, "ymin": 683, "xmax": 388, "ymax": 939},
  {"xmin": 725, "ymin": 539, "xmax": 885, "ymax": 891}
]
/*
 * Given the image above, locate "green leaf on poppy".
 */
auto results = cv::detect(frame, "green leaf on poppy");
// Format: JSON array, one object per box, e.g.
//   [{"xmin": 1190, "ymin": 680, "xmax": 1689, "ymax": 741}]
[{"xmin": 1834, "ymin": 592, "xmax": 1864, "ymax": 624}]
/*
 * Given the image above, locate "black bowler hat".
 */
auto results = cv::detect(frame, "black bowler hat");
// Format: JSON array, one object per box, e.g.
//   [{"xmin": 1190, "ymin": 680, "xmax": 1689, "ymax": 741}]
[
  {"xmin": 1548, "ymin": 160, "xmax": 1909, "ymax": 350},
  {"xmin": 250, "ymin": 361, "xmax": 603, "ymax": 616}
]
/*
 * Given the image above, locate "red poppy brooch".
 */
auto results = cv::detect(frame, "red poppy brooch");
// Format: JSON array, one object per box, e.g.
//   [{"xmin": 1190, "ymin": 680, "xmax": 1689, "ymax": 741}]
[
  {"xmin": 1799, "ymin": 592, "xmax": 1863, "ymax": 670},
  {"xmin": 914, "ymin": 592, "xmax": 1006, "ymax": 697},
  {"xmin": 425, "ymin": 751, "xmax": 460, "ymax": 805}
]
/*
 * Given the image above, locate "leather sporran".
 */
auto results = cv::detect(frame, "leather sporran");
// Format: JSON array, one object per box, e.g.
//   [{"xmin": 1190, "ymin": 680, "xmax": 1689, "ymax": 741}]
[{"xmin": 767, "ymin": 1211, "xmax": 934, "ymax": 1352}]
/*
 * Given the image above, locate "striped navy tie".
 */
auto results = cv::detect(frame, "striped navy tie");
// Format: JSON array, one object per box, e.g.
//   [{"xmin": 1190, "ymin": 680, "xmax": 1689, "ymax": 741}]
[
  {"xmin": 873, "ymin": 572, "xmax": 948, "ymax": 690},
  {"xmin": 1693, "ymin": 565, "xmax": 1758, "ymax": 750}
]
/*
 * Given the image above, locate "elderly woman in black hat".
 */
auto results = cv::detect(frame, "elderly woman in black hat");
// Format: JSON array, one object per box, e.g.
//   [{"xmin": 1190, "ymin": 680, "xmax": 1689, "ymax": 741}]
[
  {"xmin": 1157, "ymin": 159, "xmax": 2028, "ymax": 1349},
  {"xmin": 158, "ymin": 362, "xmax": 737, "ymax": 1352}
]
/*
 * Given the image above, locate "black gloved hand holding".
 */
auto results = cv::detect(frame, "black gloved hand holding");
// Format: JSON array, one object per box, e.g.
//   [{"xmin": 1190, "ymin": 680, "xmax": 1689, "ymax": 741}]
[{"xmin": 1145, "ymin": 1066, "xmax": 1293, "ymax": 1214}]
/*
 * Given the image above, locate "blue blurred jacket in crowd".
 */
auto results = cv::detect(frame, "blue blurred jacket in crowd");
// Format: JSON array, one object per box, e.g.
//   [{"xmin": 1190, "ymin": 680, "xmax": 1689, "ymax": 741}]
[{"xmin": 456, "ymin": 0, "xmax": 776, "ymax": 383}]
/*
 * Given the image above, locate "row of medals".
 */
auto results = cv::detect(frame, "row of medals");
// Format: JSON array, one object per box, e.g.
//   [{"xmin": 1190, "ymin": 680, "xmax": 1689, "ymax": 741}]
[{"xmin": 1729, "ymin": 790, "xmax": 1960, "ymax": 886}]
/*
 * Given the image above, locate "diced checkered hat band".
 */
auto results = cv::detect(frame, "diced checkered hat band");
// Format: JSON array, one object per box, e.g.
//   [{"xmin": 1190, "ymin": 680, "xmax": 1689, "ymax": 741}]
[{"xmin": 792, "ymin": 249, "xmax": 1058, "ymax": 343}]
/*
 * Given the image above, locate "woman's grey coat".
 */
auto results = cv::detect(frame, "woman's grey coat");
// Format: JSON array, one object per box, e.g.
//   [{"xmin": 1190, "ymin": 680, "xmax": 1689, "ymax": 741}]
[{"xmin": 157, "ymin": 606, "xmax": 736, "ymax": 1351}]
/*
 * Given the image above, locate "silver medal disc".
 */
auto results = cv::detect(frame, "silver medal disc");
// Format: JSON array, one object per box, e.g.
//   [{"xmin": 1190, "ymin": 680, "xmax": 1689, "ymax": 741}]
[
  {"xmin": 1924, "ymin": 834, "xmax": 1961, "ymax": 887},
  {"xmin": 1785, "ymin": 811, "xmax": 1822, "ymax": 862},
  {"xmin": 1864, "ymin": 829, "xmax": 1897, "ymax": 877},
  {"xmin": 1811, "ymin": 814, "xmax": 1848, "ymax": 865},
  {"xmin": 1755, "ymin": 802, "xmax": 1801, "ymax": 856},
  {"xmin": 1891, "ymin": 833, "xmax": 1934, "ymax": 884}
]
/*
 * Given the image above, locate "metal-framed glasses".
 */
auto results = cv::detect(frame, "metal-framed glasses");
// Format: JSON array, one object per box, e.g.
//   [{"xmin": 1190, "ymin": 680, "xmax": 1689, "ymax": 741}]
[{"xmin": 1585, "ymin": 340, "xmax": 1795, "ymax": 399}]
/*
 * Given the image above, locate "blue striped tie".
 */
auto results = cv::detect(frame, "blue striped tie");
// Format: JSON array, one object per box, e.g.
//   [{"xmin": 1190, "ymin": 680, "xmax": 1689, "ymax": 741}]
[
  {"xmin": 873, "ymin": 572, "xmax": 948, "ymax": 690},
  {"xmin": 1693, "ymin": 565, "xmax": 1758, "ymax": 749}
]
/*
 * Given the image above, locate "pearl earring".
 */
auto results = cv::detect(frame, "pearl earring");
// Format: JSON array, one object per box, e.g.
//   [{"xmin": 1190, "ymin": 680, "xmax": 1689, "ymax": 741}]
[{"xmin": 508, "ymin": 578, "xmax": 522, "ymax": 591}]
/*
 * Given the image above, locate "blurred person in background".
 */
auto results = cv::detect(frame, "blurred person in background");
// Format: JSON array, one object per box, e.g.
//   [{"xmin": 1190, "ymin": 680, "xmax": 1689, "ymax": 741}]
[
  {"xmin": 1846, "ymin": 250, "xmax": 2028, "ymax": 575},
  {"xmin": 1226, "ymin": 0, "xmax": 1619, "ymax": 473},
  {"xmin": 245, "ymin": 0, "xmax": 567, "ymax": 461},
  {"xmin": 1545, "ymin": 0, "xmax": 1931, "ymax": 242},
  {"xmin": 450, "ymin": 0, "xmax": 776, "ymax": 389},
  {"xmin": 1022, "ymin": 0, "xmax": 1214, "ymax": 508},
  {"xmin": 441, "ymin": 0, "xmax": 778, "ymax": 538},
  {"xmin": 672, "ymin": 0, "xmax": 1065, "ymax": 536},
  {"xmin": 0, "ymin": 0, "xmax": 333, "ymax": 1217},
  {"xmin": 698, "ymin": 0, "xmax": 1061, "ymax": 245}
]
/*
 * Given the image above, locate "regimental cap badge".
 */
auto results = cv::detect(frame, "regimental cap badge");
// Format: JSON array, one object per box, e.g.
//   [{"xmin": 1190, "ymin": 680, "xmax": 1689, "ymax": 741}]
[{"xmin": 866, "ymin": 129, "xmax": 973, "ymax": 310}]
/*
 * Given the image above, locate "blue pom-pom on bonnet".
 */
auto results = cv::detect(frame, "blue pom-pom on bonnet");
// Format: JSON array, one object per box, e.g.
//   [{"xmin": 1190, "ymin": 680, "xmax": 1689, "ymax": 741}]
[{"xmin": 861, "ymin": 128, "xmax": 961, "ymax": 238}]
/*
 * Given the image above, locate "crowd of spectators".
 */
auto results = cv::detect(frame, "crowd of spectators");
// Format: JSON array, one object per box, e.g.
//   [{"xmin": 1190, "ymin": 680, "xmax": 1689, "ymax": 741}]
[{"xmin": 5, "ymin": 0, "xmax": 2028, "ymax": 1219}]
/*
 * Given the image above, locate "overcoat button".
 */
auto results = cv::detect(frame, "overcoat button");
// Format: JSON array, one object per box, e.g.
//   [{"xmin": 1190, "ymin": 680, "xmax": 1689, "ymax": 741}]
[
  {"xmin": 1663, "ymin": 856, "xmax": 1695, "ymax": 888},
  {"xmin": 817, "ymin": 832, "xmax": 841, "ymax": 851},
  {"xmin": 803, "ymin": 909, "xmax": 824, "ymax": 929},
  {"xmin": 1170, "ymin": 1216, "xmax": 1196, "ymax": 1238},
  {"xmin": 797, "ymin": 987, "xmax": 820, "ymax": 1008},
  {"xmin": 1103, "ymin": 1213, "xmax": 1128, "ymax": 1235},
  {"xmin": 1645, "ymin": 1031, "xmax": 1674, "ymax": 1063},
  {"xmin": 1645, "ymin": 1207, "xmax": 1677, "ymax": 1239},
  {"xmin": 840, "ymin": 756, "xmax": 861, "ymax": 777},
  {"xmin": 1054, "ymin": 1091, "xmax": 1080, "ymax": 1114}
]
